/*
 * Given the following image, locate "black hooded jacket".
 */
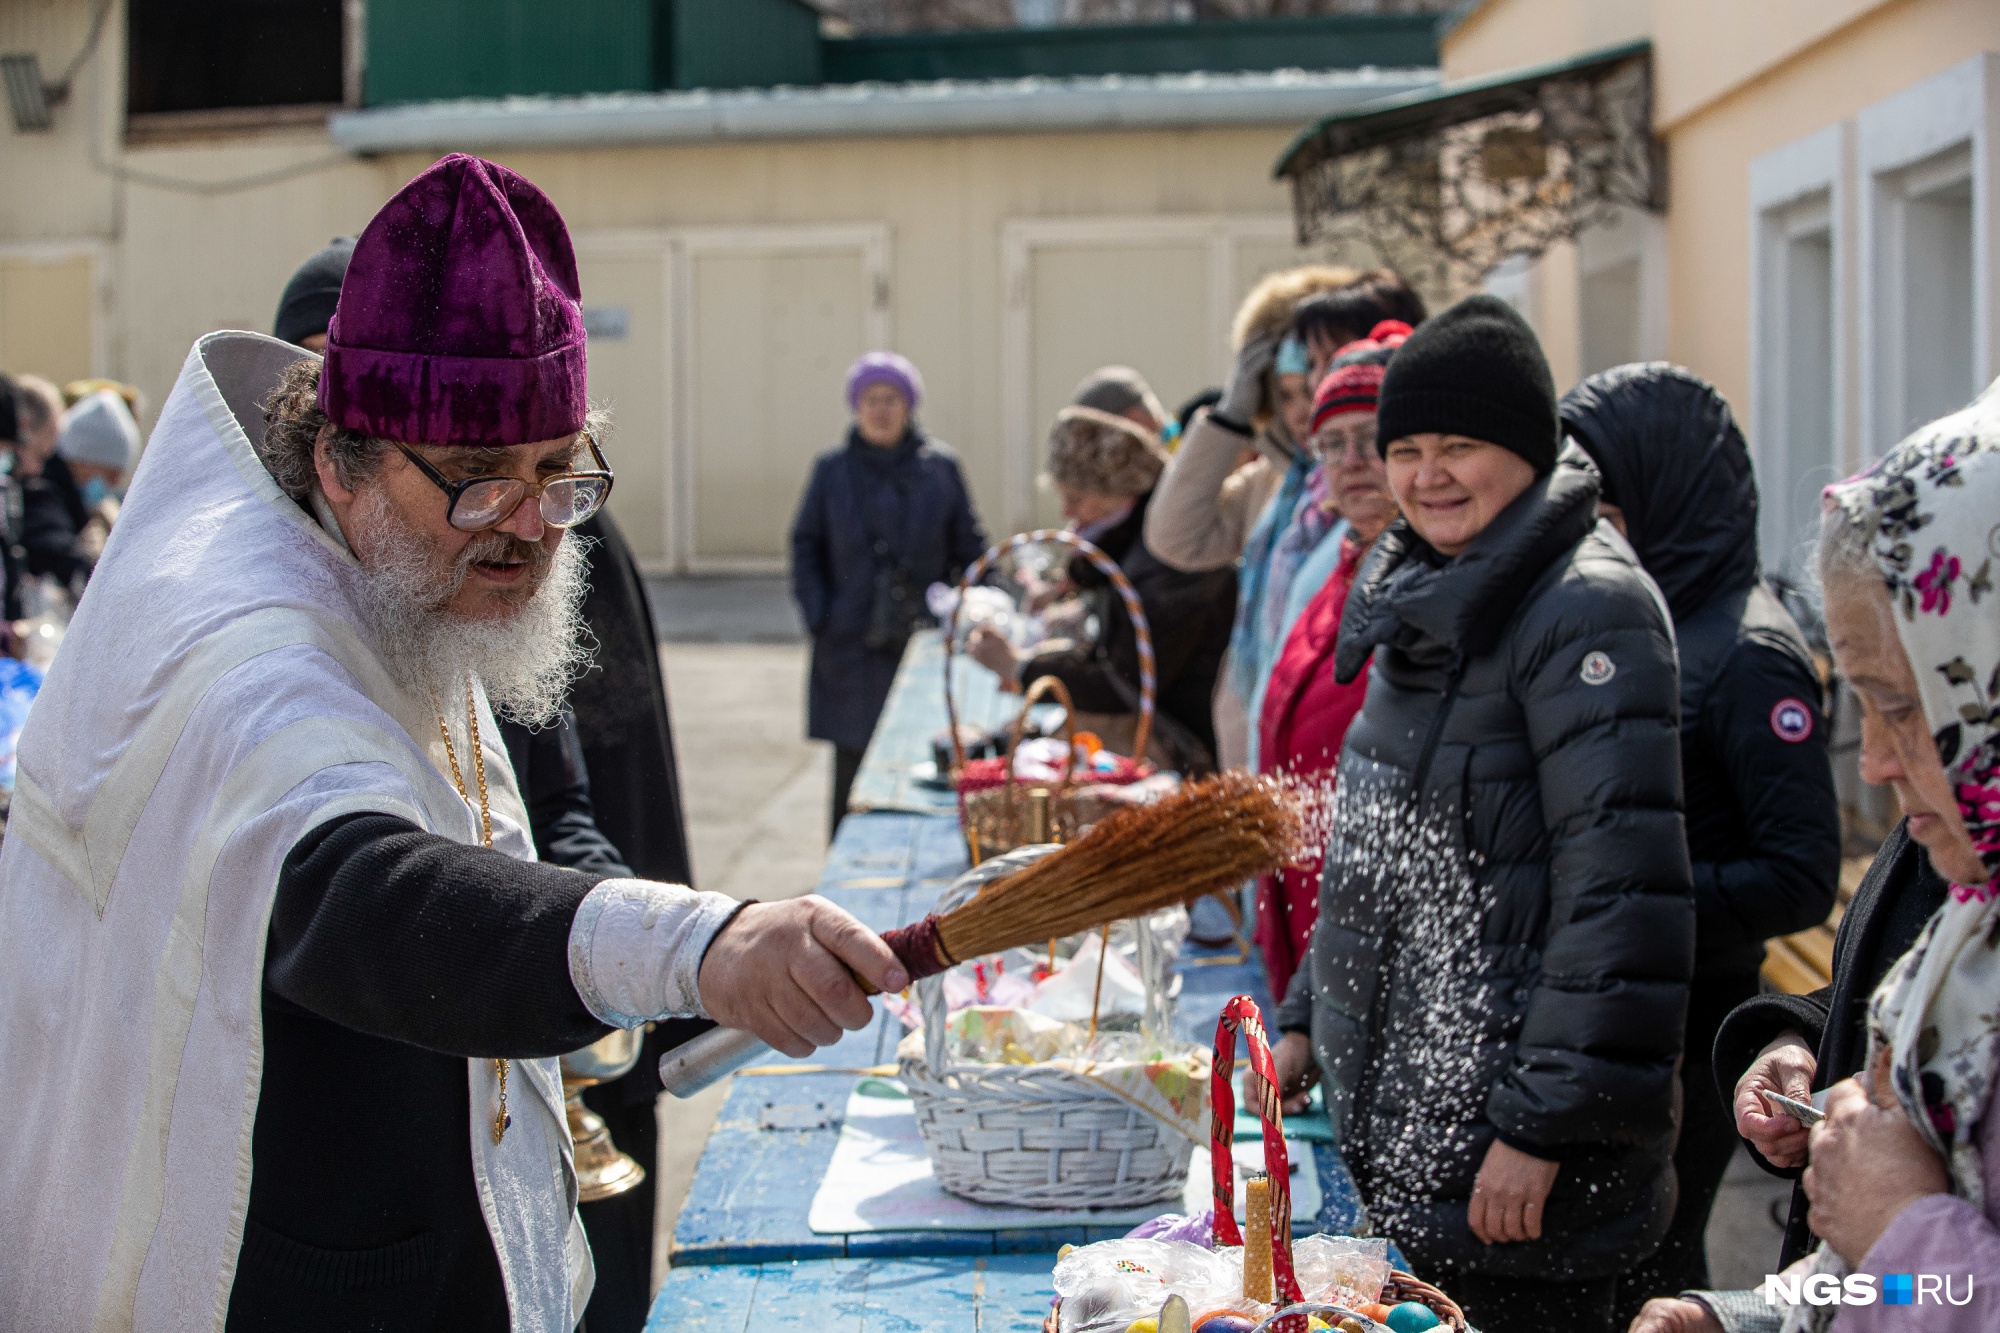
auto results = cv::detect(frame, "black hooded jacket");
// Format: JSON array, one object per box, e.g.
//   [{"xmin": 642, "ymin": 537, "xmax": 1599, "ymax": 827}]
[
  {"xmin": 1021, "ymin": 489, "xmax": 1237, "ymax": 770},
  {"xmin": 1279, "ymin": 446, "xmax": 1692, "ymax": 1281},
  {"xmin": 1562, "ymin": 365, "xmax": 1840, "ymax": 978}
]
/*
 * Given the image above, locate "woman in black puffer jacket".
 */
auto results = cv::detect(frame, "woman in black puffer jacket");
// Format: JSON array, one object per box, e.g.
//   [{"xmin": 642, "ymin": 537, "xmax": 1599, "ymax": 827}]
[
  {"xmin": 1272, "ymin": 298, "xmax": 1693, "ymax": 1333},
  {"xmin": 1561, "ymin": 365, "xmax": 1842, "ymax": 1323}
]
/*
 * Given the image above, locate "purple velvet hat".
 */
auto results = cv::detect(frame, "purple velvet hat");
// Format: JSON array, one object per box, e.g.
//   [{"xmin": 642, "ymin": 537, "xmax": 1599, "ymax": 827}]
[{"xmin": 318, "ymin": 153, "xmax": 587, "ymax": 446}]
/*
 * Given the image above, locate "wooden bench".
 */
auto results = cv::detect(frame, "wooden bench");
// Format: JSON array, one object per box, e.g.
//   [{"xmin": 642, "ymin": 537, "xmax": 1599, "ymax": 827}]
[{"xmin": 1759, "ymin": 856, "xmax": 1870, "ymax": 995}]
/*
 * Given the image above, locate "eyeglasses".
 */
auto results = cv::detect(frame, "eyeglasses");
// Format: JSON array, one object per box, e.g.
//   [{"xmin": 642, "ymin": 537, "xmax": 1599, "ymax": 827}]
[
  {"xmin": 392, "ymin": 432, "xmax": 615, "ymax": 533},
  {"xmin": 1313, "ymin": 418, "xmax": 1379, "ymax": 466}
]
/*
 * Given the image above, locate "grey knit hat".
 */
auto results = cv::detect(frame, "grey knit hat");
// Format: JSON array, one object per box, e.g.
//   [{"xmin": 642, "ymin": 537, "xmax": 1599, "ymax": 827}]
[
  {"xmin": 59, "ymin": 389, "xmax": 141, "ymax": 470},
  {"xmin": 1045, "ymin": 405, "xmax": 1167, "ymax": 497},
  {"xmin": 1071, "ymin": 365, "xmax": 1166, "ymax": 430}
]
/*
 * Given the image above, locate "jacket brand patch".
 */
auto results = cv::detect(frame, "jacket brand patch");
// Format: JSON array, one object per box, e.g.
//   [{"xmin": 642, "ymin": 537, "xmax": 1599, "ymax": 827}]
[
  {"xmin": 1580, "ymin": 651, "xmax": 1616, "ymax": 685},
  {"xmin": 1771, "ymin": 698, "xmax": 1815, "ymax": 742}
]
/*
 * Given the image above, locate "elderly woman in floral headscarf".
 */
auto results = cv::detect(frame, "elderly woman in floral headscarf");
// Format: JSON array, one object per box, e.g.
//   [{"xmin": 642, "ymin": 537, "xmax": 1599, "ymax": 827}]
[{"xmin": 1633, "ymin": 384, "xmax": 2000, "ymax": 1333}]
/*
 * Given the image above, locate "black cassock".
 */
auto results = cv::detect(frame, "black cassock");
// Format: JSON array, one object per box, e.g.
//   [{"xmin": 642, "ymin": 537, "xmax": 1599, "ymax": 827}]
[{"xmin": 514, "ymin": 509, "xmax": 711, "ymax": 1333}]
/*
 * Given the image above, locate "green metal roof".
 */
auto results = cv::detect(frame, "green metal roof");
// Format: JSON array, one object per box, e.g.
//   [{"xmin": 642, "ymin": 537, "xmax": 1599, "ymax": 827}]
[
  {"xmin": 1273, "ymin": 37, "xmax": 1650, "ymax": 178},
  {"xmin": 822, "ymin": 14, "xmax": 1440, "ymax": 85}
]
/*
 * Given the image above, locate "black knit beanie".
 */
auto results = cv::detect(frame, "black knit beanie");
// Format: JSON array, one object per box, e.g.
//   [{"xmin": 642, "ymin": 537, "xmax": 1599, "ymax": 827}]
[
  {"xmin": 273, "ymin": 237, "xmax": 357, "ymax": 347},
  {"xmin": 1374, "ymin": 293, "xmax": 1559, "ymax": 474}
]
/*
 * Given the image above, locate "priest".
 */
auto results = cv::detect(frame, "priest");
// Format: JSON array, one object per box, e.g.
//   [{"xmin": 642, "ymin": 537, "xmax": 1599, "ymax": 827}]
[{"xmin": 0, "ymin": 154, "xmax": 904, "ymax": 1333}]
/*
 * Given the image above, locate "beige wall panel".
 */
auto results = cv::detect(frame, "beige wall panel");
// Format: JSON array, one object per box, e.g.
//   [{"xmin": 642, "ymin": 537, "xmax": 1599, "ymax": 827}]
[
  {"xmin": 688, "ymin": 248, "xmax": 868, "ymax": 566},
  {"xmin": 1651, "ymin": 0, "xmax": 1900, "ymax": 129},
  {"xmin": 469, "ymin": 127, "xmax": 1300, "ymax": 535},
  {"xmin": 1442, "ymin": 0, "xmax": 1650, "ymax": 82},
  {"xmin": 0, "ymin": 255, "xmax": 95, "ymax": 385},
  {"xmin": 1026, "ymin": 240, "xmax": 1209, "ymax": 529},
  {"xmin": 5, "ymin": 64, "xmax": 1304, "ymax": 535},
  {"xmin": 575, "ymin": 253, "xmax": 669, "ymax": 563},
  {"xmin": 114, "ymin": 142, "xmax": 393, "ymax": 430},
  {"xmin": 1660, "ymin": 0, "xmax": 2000, "ymax": 425},
  {"xmin": 1230, "ymin": 235, "xmax": 1321, "ymax": 314},
  {"xmin": 0, "ymin": 0, "xmax": 121, "ymax": 238}
]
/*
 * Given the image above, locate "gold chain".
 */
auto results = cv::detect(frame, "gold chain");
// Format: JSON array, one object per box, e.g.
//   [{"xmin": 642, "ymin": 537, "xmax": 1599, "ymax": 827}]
[{"xmin": 436, "ymin": 679, "xmax": 507, "ymax": 1144}]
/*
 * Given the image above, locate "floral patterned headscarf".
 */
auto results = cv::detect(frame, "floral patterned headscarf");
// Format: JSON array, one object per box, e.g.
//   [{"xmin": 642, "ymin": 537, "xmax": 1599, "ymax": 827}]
[
  {"xmin": 1781, "ymin": 380, "xmax": 2000, "ymax": 1325},
  {"xmin": 1824, "ymin": 377, "xmax": 2000, "ymax": 897}
]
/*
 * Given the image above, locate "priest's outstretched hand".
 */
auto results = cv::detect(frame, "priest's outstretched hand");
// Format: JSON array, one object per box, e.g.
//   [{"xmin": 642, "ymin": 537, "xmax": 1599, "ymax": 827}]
[{"xmin": 698, "ymin": 896, "xmax": 910, "ymax": 1056}]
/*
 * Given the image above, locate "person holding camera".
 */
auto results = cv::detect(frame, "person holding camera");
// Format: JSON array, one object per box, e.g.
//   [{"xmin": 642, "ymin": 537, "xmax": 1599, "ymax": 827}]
[
  {"xmin": 967, "ymin": 406, "xmax": 1237, "ymax": 774},
  {"xmin": 790, "ymin": 351, "xmax": 987, "ymax": 831}
]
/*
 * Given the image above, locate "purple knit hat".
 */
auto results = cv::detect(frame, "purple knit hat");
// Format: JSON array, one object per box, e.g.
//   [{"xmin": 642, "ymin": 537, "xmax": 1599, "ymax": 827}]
[
  {"xmin": 318, "ymin": 153, "xmax": 587, "ymax": 446},
  {"xmin": 845, "ymin": 351, "xmax": 923, "ymax": 412}
]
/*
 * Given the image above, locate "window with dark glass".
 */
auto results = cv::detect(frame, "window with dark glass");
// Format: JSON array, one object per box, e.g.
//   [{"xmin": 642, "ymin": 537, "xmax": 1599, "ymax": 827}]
[{"xmin": 127, "ymin": 0, "xmax": 344, "ymax": 115}]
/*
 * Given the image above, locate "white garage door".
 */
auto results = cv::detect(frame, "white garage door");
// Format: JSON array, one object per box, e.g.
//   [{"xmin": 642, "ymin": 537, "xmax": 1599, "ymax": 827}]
[
  {"xmin": 1001, "ymin": 216, "xmax": 1312, "ymax": 534},
  {"xmin": 572, "ymin": 226, "xmax": 890, "ymax": 573},
  {"xmin": 573, "ymin": 249, "xmax": 670, "ymax": 564}
]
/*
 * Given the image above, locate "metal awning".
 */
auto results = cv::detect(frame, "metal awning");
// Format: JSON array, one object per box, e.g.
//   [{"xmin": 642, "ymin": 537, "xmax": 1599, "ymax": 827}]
[{"xmin": 1274, "ymin": 40, "xmax": 1662, "ymax": 285}]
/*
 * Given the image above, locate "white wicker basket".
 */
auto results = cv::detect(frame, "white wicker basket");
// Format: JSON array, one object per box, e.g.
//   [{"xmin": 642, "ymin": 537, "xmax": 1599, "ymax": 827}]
[{"xmin": 900, "ymin": 846, "xmax": 1199, "ymax": 1209}]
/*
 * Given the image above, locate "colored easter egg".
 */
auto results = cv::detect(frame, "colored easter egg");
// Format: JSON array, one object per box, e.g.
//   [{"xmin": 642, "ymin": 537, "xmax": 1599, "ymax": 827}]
[
  {"xmin": 1193, "ymin": 1318, "xmax": 1255, "ymax": 1333},
  {"xmin": 1125, "ymin": 1319, "xmax": 1158, "ymax": 1333},
  {"xmin": 1384, "ymin": 1301, "xmax": 1441, "ymax": 1333}
]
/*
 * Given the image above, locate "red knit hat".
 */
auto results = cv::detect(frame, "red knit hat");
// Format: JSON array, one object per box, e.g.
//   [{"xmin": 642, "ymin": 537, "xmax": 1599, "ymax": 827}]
[
  {"xmin": 318, "ymin": 154, "xmax": 588, "ymax": 446},
  {"xmin": 1310, "ymin": 320, "xmax": 1413, "ymax": 435}
]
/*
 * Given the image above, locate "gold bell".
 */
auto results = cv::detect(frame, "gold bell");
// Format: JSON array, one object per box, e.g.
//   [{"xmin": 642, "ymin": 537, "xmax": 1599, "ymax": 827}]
[{"xmin": 560, "ymin": 1027, "xmax": 647, "ymax": 1203}]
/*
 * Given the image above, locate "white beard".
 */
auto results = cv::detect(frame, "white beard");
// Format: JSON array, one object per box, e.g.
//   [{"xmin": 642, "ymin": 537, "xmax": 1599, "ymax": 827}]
[{"xmin": 347, "ymin": 486, "xmax": 594, "ymax": 728}]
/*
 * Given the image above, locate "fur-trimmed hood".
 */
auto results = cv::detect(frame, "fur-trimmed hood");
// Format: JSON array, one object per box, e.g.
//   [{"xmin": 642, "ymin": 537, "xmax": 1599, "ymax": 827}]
[{"xmin": 1230, "ymin": 264, "xmax": 1361, "ymax": 349}]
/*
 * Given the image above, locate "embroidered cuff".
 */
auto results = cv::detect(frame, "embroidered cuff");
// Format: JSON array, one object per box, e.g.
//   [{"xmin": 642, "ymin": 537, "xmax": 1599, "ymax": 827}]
[{"xmin": 567, "ymin": 879, "xmax": 742, "ymax": 1028}]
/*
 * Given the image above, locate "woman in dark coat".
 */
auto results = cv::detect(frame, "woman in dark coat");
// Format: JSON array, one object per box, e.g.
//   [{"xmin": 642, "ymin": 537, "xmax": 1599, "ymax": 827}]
[
  {"xmin": 966, "ymin": 406, "xmax": 1237, "ymax": 772},
  {"xmin": 789, "ymin": 352, "xmax": 987, "ymax": 830},
  {"xmin": 1560, "ymin": 364, "xmax": 1843, "ymax": 1319},
  {"xmin": 1272, "ymin": 298, "xmax": 1693, "ymax": 1333}
]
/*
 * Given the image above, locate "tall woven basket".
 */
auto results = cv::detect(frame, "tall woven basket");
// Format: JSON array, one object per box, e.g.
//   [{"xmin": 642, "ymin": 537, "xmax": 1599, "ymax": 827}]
[
  {"xmin": 944, "ymin": 529, "xmax": 1155, "ymax": 859},
  {"xmin": 900, "ymin": 848, "xmax": 1199, "ymax": 1210},
  {"xmin": 1044, "ymin": 994, "xmax": 1470, "ymax": 1333}
]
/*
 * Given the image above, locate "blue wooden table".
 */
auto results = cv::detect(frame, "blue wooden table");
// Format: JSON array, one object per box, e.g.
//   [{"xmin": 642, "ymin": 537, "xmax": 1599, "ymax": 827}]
[
  {"xmin": 651, "ymin": 1253, "xmax": 1059, "ymax": 1331},
  {"xmin": 649, "ymin": 639, "xmax": 1317, "ymax": 1329},
  {"xmin": 846, "ymin": 630, "xmax": 1020, "ymax": 817},
  {"xmin": 650, "ymin": 809, "xmax": 1352, "ymax": 1327}
]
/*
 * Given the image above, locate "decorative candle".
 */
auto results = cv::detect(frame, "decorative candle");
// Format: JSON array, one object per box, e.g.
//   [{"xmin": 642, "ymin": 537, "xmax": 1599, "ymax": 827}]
[{"xmin": 1243, "ymin": 1173, "xmax": 1273, "ymax": 1303}]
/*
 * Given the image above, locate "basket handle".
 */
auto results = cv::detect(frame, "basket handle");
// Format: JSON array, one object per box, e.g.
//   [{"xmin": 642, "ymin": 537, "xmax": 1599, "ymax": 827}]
[
  {"xmin": 994, "ymin": 673, "xmax": 1079, "ymax": 815},
  {"xmin": 1210, "ymin": 996, "xmax": 1303, "ymax": 1318},
  {"xmin": 942, "ymin": 530, "xmax": 1157, "ymax": 808}
]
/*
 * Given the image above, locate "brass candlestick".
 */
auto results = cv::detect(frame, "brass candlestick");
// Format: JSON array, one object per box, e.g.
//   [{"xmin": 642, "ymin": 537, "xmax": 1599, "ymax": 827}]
[{"xmin": 559, "ymin": 1026, "xmax": 647, "ymax": 1202}]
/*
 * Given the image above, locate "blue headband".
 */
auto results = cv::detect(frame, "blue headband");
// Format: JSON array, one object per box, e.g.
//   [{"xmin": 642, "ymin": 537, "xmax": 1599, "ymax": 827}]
[{"xmin": 1275, "ymin": 336, "xmax": 1311, "ymax": 377}]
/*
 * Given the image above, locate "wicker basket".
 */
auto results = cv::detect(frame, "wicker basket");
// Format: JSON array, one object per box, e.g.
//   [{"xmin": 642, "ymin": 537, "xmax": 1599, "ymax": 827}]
[
  {"xmin": 945, "ymin": 529, "xmax": 1156, "ymax": 859},
  {"xmin": 901, "ymin": 850, "xmax": 1199, "ymax": 1210},
  {"xmin": 957, "ymin": 674, "xmax": 1128, "ymax": 855}
]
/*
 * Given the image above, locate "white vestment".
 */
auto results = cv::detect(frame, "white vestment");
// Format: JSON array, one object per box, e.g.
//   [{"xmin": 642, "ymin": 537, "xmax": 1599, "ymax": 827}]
[{"xmin": 0, "ymin": 332, "xmax": 596, "ymax": 1332}]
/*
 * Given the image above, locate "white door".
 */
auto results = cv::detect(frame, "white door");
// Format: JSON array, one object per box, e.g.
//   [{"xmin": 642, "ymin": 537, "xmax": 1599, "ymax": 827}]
[
  {"xmin": 573, "ymin": 249, "xmax": 670, "ymax": 565},
  {"xmin": 674, "ymin": 226, "xmax": 891, "ymax": 573},
  {"xmin": 1000, "ymin": 216, "xmax": 1304, "ymax": 533},
  {"xmin": 0, "ymin": 247, "xmax": 102, "ymax": 390}
]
